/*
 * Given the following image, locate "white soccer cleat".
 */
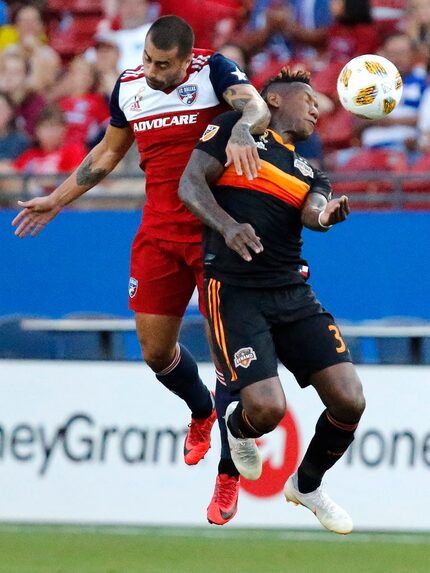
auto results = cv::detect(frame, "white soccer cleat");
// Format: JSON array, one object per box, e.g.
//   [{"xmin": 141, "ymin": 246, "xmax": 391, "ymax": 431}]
[
  {"xmin": 224, "ymin": 401, "xmax": 262, "ymax": 481},
  {"xmin": 284, "ymin": 472, "xmax": 353, "ymax": 535}
]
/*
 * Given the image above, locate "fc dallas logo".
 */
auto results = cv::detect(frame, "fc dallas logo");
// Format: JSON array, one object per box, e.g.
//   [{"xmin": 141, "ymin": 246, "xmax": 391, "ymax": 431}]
[
  {"xmin": 177, "ymin": 84, "xmax": 198, "ymax": 105},
  {"xmin": 241, "ymin": 409, "xmax": 301, "ymax": 498}
]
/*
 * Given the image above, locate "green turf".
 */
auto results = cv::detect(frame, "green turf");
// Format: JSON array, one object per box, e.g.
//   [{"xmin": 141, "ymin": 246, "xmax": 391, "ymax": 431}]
[{"xmin": 0, "ymin": 525, "xmax": 428, "ymax": 573}]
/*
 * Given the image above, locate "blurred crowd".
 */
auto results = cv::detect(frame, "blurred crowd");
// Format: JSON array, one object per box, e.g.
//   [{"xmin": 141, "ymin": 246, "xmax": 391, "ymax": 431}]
[{"xmin": 0, "ymin": 0, "xmax": 429, "ymax": 203}]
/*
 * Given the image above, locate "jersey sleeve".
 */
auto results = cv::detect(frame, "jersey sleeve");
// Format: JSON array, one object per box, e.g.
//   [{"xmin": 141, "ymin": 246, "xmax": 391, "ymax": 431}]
[
  {"xmin": 109, "ymin": 77, "xmax": 129, "ymax": 128},
  {"xmin": 309, "ymin": 169, "xmax": 333, "ymax": 201},
  {"xmin": 195, "ymin": 111, "xmax": 240, "ymax": 166},
  {"xmin": 208, "ymin": 53, "xmax": 250, "ymax": 101}
]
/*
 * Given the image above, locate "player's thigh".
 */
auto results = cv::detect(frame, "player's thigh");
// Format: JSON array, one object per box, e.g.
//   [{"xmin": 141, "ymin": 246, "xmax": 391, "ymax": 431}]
[
  {"xmin": 129, "ymin": 230, "xmax": 196, "ymax": 316},
  {"xmin": 205, "ymin": 279, "xmax": 278, "ymax": 392},
  {"xmin": 185, "ymin": 241, "xmax": 207, "ymax": 317},
  {"xmin": 273, "ymin": 311, "xmax": 352, "ymax": 388},
  {"xmin": 135, "ymin": 313, "xmax": 182, "ymax": 359}
]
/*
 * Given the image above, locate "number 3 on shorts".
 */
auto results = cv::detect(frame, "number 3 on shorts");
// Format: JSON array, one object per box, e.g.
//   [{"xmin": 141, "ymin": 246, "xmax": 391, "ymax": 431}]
[{"xmin": 328, "ymin": 324, "xmax": 346, "ymax": 353}]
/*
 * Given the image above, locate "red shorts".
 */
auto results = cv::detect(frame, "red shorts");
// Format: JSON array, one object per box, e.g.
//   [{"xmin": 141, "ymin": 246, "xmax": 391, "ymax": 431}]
[{"xmin": 128, "ymin": 228, "xmax": 206, "ymax": 317}]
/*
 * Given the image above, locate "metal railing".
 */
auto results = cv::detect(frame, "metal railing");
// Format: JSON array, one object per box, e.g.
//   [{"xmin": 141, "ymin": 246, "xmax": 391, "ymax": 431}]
[{"xmin": 1, "ymin": 172, "xmax": 430, "ymax": 210}]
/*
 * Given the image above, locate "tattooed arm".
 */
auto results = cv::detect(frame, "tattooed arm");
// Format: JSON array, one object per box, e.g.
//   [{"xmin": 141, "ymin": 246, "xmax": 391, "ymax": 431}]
[
  {"xmin": 179, "ymin": 149, "xmax": 263, "ymax": 262},
  {"xmin": 12, "ymin": 125, "xmax": 134, "ymax": 237},
  {"xmin": 222, "ymin": 83, "xmax": 270, "ymax": 180}
]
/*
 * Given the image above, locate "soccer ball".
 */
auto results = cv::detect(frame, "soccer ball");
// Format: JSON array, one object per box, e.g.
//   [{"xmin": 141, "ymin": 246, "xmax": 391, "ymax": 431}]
[{"xmin": 336, "ymin": 54, "xmax": 403, "ymax": 120}]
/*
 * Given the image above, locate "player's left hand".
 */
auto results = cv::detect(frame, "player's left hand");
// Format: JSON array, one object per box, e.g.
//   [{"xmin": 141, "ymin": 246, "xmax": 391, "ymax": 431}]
[
  {"xmin": 320, "ymin": 195, "xmax": 350, "ymax": 226},
  {"xmin": 223, "ymin": 221, "xmax": 264, "ymax": 262},
  {"xmin": 225, "ymin": 124, "xmax": 261, "ymax": 180}
]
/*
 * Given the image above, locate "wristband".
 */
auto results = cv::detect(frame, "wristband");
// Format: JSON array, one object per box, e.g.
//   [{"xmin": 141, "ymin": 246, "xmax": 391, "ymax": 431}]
[{"xmin": 318, "ymin": 211, "xmax": 332, "ymax": 230}]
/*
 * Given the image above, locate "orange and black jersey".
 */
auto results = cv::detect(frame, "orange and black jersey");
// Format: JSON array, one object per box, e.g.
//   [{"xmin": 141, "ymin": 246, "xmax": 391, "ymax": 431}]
[{"xmin": 195, "ymin": 111, "xmax": 333, "ymax": 288}]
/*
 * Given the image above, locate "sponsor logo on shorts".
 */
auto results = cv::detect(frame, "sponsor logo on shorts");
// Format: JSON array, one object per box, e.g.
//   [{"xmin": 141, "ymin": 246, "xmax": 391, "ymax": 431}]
[
  {"xmin": 294, "ymin": 157, "xmax": 313, "ymax": 178},
  {"xmin": 177, "ymin": 84, "xmax": 198, "ymax": 105},
  {"xmin": 200, "ymin": 124, "xmax": 219, "ymax": 142},
  {"xmin": 128, "ymin": 277, "xmax": 138, "ymax": 298},
  {"xmin": 234, "ymin": 347, "xmax": 256, "ymax": 368}
]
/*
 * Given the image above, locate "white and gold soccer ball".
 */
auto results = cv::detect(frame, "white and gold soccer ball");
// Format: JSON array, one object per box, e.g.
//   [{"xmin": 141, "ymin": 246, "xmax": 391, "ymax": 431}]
[{"xmin": 337, "ymin": 54, "xmax": 403, "ymax": 120}]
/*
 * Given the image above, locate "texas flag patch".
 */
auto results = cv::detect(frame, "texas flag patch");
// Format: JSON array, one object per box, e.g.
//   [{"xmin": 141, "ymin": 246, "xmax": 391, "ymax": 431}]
[{"xmin": 297, "ymin": 265, "xmax": 309, "ymax": 279}]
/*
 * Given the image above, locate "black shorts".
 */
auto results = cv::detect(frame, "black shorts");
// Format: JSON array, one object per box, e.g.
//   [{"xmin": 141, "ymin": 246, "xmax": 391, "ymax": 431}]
[{"xmin": 205, "ymin": 278, "xmax": 352, "ymax": 392}]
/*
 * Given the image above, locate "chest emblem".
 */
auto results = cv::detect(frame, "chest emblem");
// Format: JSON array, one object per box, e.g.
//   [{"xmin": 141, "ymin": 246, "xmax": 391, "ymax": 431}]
[
  {"xmin": 294, "ymin": 157, "xmax": 314, "ymax": 178},
  {"xmin": 177, "ymin": 84, "xmax": 198, "ymax": 105}
]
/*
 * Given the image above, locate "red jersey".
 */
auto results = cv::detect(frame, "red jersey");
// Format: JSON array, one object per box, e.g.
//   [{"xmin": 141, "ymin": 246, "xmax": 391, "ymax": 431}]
[
  {"xmin": 109, "ymin": 49, "xmax": 251, "ymax": 242},
  {"xmin": 59, "ymin": 93, "xmax": 110, "ymax": 148},
  {"xmin": 14, "ymin": 142, "xmax": 87, "ymax": 174}
]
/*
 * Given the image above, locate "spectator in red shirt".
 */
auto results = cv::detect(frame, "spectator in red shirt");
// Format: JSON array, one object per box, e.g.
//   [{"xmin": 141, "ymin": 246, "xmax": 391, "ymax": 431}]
[
  {"xmin": 57, "ymin": 56, "xmax": 111, "ymax": 150},
  {"xmin": 14, "ymin": 104, "xmax": 87, "ymax": 176}
]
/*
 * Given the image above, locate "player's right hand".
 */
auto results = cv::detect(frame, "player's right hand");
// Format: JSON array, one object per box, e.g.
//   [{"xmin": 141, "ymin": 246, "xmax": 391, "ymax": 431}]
[
  {"xmin": 12, "ymin": 197, "xmax": 61, "ymax": 238},
  {"xmin": 223, "ymin": 221, "xmax": 264, "ymax": 262}
]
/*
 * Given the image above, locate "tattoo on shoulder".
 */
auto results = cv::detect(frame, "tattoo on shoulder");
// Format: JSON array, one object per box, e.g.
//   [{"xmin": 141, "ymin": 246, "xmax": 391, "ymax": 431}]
[
  {"xmin": 230, "ymin": 97, "xmax": 252, "ymax": 112},
  {"xmin": 76, "ymin": 155, "xmax": 108, "ymax": 186},
  {"xmin": 224, "ymin": 88, "xmax": 252, "ymax": 112}
]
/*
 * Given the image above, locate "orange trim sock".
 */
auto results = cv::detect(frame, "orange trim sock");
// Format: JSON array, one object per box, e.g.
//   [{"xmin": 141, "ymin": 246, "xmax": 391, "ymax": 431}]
[{"xmin": 297, "ymin": 410, "xmax": 358, "ymax": 493}]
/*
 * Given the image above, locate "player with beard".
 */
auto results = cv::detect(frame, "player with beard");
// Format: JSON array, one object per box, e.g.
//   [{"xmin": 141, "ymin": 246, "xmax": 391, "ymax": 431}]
[{"xmin": 12, "ymin": 16, "xmax": 270, "ymax": 523}]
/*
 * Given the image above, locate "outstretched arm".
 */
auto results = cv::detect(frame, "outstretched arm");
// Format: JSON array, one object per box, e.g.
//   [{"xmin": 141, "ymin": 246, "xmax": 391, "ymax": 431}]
[
  {"xmin": 301, "ymin": 192, "xmax": 350, "ymax": 232},
  {"xmin": 12, "ymin": 125, "xmax": 134, "ymax": 237},
  {"xmin": 222, "ymin": 83, "xmax": 270, "ymax": 180},
  {"xmin": 179, "ymin": 149, "xmax": 263, "ymax": 262}
]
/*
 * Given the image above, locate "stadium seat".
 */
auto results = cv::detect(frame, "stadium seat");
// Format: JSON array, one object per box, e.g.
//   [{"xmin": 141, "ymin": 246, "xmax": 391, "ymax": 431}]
[
  {"xmin": 317, "ymin": 107, "xmax": 354, "ymax": 152},
  {"xmin": 69, "ymin": 0, "xmax": 103, "ymax": 14},
  {"xmin": 332, "ymin": 148, "xmax": 407, "ymax": 205},
  {"xmin": 422, "ymin": 338, "xmax": 430, "ymax": 365},
  {"xmin": 370, "ymin": 317, "xmax": 429, "ymax": 365},
  {"xmin": 47, "ymin": 0, "xmax": 74, "ymax": 12},
  {"xmin": 49, "ymin": 15, "xmax": 101, "ymax": 59},
  {"xmin": 59, "ymin": 312, "xmax": 126, "ymax": 360},
  {"xmin": 402, "ymin": 153, "xmax": 430, "ymax": 194},
  {"xmin": 47, "ymin": 0, "xmax": 102, "ymax": 14},
  {"xmin": 0, "ymin": 315, "xmax": 57, "ymax": 359}
]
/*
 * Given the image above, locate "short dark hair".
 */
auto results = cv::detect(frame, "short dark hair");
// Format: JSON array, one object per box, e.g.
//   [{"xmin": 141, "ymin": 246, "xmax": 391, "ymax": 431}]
[
  {"xmin": 36, "ymin": 104, "xmax": 65, "ymax": 126},
  {"xmin": 260, "ymin": 67, "xmax": 311, "ymax": 101},
  {"xmin": 147, "ymin": 15, "xmax": 194, "ymax": 58},
  {"xmin": 338, "ymin": 0, "xmax": 372, "ymax": 26}
]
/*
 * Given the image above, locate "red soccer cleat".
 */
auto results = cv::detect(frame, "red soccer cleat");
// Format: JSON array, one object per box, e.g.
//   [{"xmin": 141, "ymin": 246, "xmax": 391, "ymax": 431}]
[
  {"xmin": 207, "ymin": 473, "xmax": 240, "ymax": 525},
  {"xmin": 183, "ymin": 403, "xmax": 217, "ymax": 465}
]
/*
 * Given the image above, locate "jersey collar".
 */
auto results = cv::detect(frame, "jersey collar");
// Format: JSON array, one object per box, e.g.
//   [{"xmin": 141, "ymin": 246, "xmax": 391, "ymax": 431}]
[{"xmin": 267, "ymin": 129, "xmax": 295, "ymax": 151}]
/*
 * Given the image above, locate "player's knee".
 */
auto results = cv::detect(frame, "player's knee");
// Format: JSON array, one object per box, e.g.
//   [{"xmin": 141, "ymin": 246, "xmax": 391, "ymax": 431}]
[
  {"xmin": 248, "ymin": 398, "xmax": 286, "ymax": 434},
  {"xmin": 333, "ymin": 382, "xmax": 366, "ymax": 423},
  {"xmin": 141, "ymin": 346, "xmax": 175, "ymax": 373}
]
